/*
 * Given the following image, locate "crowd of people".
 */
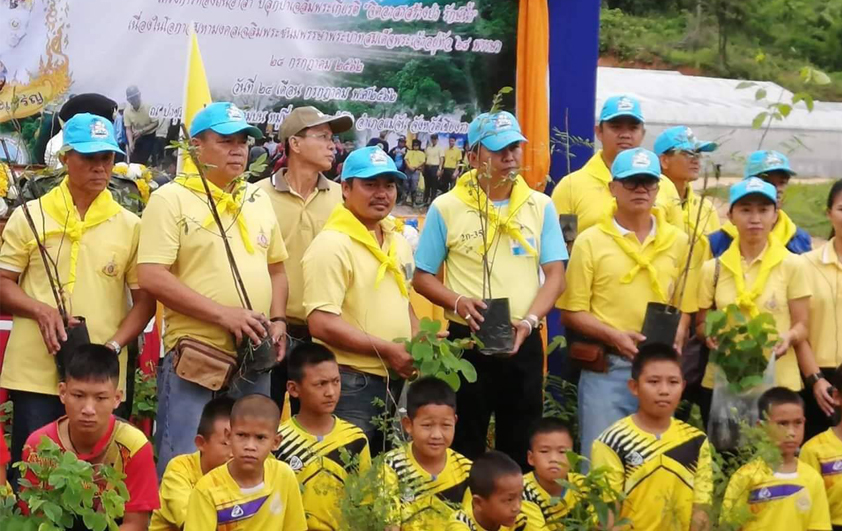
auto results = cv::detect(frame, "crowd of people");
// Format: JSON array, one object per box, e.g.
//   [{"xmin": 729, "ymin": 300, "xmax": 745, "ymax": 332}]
[{"xmin": 0, "ymin": 90, "xmax": 840, "ymax": 531}]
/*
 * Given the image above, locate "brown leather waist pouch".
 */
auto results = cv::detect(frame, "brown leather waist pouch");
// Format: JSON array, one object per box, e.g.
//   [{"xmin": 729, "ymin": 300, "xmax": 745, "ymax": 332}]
[
  {"xmin": 173, "ymin": 337, "xmax": 238, "ymax": 391},
  {"xmin": 569, "ymin": 340, "xmax": 609, "ymax": 374}
]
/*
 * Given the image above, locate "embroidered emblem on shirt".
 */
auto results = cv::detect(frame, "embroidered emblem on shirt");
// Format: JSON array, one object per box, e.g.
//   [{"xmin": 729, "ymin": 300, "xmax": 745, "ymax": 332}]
[
  {"xmin": 257, "ymin": 230, "xmax": 269, "ymax": 249},
  {"xmin": 102, "ymin": 258, "xmax": 118, "ymax": 277},
  {"xmin": 288, "ymin": 456, "xmax": 303, "ymax": 471},
  {"xmin": 231, "ymin": 505, "xmax": 244, "ymax": 518},
  {"xmin": 628, "ymin": 451, "xmax": 644, "ymax": 466},
  {"xmin": 796, "ymin": 492, "xmax": 811, "ymax": 512}
]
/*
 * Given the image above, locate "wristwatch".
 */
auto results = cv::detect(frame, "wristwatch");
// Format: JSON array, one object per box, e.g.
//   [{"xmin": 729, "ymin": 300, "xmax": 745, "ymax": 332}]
[
  {"xmin": 105, "ymin": 340, "xmax": 121, "ymax": 354},
  {"xmin": 805, "ymin": 372, "xmax": 823, "ymax": 388}
]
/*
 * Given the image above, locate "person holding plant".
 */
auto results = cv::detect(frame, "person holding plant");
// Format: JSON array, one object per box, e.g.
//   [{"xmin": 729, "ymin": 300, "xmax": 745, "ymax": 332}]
[
  {"xmin": 551, "ymin": 94, "xmax": 684, "ymax": 236},
  {"xmin": 696, "ymin": 178, "xmax": 812, "ymax": 424},
  {"xmin": 256, "ymin": 106, "xmax": 352, "ymax": 412},
  {"xmin": 22, "ymin": 344, "xmax": 160, "ymax": 531},
  {"xmin": 412, "ymin": 110, "xmax": 567, "ymax": 470},
  {"xmin": 560, "ymin": 147, "xmax": 699, "ymax": 462},
  {"xmin": 0, "ymin": 113, "xmax": 155, "ymax": 474},
  {"xmin": 138, "ymin": 102, "xmax": 290, "ymax": 476},
  {"xmin": 708, "ymin": 150, "xmax": 812, "ymax": 257},
  {"xmin": 302, "ymin": 146, "xmax": 415, "ymax": 452},
  {"xmin": 800, "ymin": 180, "xmax": 842, "ymax": 440}
]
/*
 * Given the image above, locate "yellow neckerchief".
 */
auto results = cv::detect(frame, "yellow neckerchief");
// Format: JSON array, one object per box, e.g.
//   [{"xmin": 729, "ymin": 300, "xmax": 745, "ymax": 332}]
[
  {"xmin": 174, "ymin": 175, "xmax": 254, "ymax": 254},
  {"xmin": 721, "ymin": 210, "xmax": 797, "ymax": 247},
  {"xmin": 31, "ymin": 178, "xmax": 122, "ymax": 294},
  {"xmin": 598, "ymin": 205, "xmax": 678, "ymax": 302},
  {"xmin": 451, "ymin": 169, "xmax": 537, "ymax": 257},
  {"xmin": 719, "ymin": 233, "xmax": 787, "ymax": 317},
  {"xmin": 323, "ymin": 204, "xmax": 408, "ymax": 298}
]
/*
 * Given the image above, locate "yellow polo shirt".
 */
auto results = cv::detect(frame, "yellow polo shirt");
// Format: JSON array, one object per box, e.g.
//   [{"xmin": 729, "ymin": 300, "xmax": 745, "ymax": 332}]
[
  {"xmin": 681, "ymin": 185, "xmax": 721, "ymax": 236},
  {"xmin": 444, "ymin": 147, "xmax": 463, "ymax": 169},
  {"xmin": 425, "ymin": 144, "xmax": 445, "ymax": 167},
  {"xmin": 138, "ymin": 180, "xmax": 288, "ymax": 355},
  {"xmin": 256, "ymin": 171, "xmax": 341, "ymax": 324},
  {"xmin": 803, "ymin": 242, "xmax": 842, "ymax": 369},
  {"xmin": 405, "ymin": 150, "xmax": 426, "ymax": 171},
  {"xmin": 0, "ymin": 198, "xmax": 139, "ymax": 395},
  {"xmin": 302, "ymin": 216, "xmax": 413, "ymax": 377},
  {"xmin": 551, "ymin": 151, "xmax": 684, "ymax": 233},
  {"xmin": 559, "ymin": 216, "xmax": 699, "ymax": 334},
  {"xmin": 697, "ymin": 250, "xmax": 811, "ymax": 391},
  {"xmin": 124, "ymin": 103, "xmax": 157, "ymax": 135},
  {"xmin": 150, "ymin": 452, "xmax": 204, "ymax": 531},
  {"xmin": 801, "ymin": 428, "xmax": 842, "ymax": 525}
]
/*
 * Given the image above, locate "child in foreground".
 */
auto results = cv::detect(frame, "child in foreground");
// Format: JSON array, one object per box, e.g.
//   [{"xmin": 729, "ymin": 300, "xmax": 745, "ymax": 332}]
[
  {"xmin": 801, "ymin": 365, "xmax": 842, "ymax": 531},
  {"xmin": 150, "ymin": 396, "xmax": 234, "ymax": 531},
  {"xmin": 447, "ymin": 450, "xmax": 527, "ymax": 531},
  {"xmin": 521, "ymin": 417, "xmax": 582, "ymax": 529},
  {"xmin": 591, "ymin": 343, "xmax": 713, "ymax": 531},
  {"xmin": 723, "ymin": 387, "xmax": 831, "ymax": 531},
  {"xmin": 274, "ymin": 343, "xmax": 371, "ymax": 531},
  {"xmin": 383, "ymin": 376, "xmax": 472, "ymax": 530},
  {"xmin": 185, "ymin": 394, "xmax": 306, "ymax": 531}
]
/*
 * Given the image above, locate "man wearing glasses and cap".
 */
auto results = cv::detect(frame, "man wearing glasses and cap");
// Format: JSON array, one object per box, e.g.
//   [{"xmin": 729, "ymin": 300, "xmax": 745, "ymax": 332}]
[
  {"xmin": 124, "ymin": 85, "xmax": 159, "ymax": 165},
  {"xmin": 257, "ymin": 106, "xmax": 353, "ymax": 411},
  {"xmin": 138, "ymin": 102, "xmax": 290, "ymax": 475}
]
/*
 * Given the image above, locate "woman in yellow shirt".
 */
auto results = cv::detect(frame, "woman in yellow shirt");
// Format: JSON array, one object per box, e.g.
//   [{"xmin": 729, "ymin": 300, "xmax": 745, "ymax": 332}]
[{"xmin": 801, "ymin": 180, "xmax": 842, "ymax": 439}]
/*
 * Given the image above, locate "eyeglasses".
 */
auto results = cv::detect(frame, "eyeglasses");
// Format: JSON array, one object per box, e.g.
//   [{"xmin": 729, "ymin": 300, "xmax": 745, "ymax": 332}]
[
  {"xmin": 620, "ymin": 178, "xmax": 659, "ymax": 191},
  {"xmin": 296, "ymin": 132, "xmax": 333, "ymax": 143},
  {"xmin": 667, "ymin": 149, "xmax": 700, "ymax": 160}
]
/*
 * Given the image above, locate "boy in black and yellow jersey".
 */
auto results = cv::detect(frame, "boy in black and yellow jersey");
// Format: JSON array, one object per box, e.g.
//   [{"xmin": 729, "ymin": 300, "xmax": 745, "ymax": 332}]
[
  {"xmin": 384, "ymin": 377, "xmax": 473, "ymax": 530},
  {"xmin": 274, "ymin": 343, "xmax": 371, "ymax": 531},
  {"xmin": 521, "ymin": 418, "xmax": 582, "ymax": 529},
  {"xmin": 591, "ymin": 343, "xmax": 713, "ymax": 531},
  {"xmin": 448, "ymin": 451, "xmax": 528, "ymax": 531}
]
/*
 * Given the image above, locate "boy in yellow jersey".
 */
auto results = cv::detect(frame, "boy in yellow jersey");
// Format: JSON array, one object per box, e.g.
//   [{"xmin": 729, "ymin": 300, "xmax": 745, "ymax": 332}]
[
  {"xmin": 592, "ymin": 343, "xmax": 713, "ymax": 531},
  {"xmin": 801, "ymin": 365, "xmax": 842, "ymax": 530},
  {"xmin": 521, "ymin": 418, "xmax": 582, "ymax": 529},
  {"xmin": 404, "ymin": 139, "xmax": 426, "ymax": 207},
  {"xmin": 150, "ymin": 396, "xmax": 234, "ymax": 531},
  {"xmin": 383, "ymin": 376, "xmax": 472, "ymax": 530},
  {"xmin": 723, "ymin": 387, "xmax": 831, "ymax": 531},
  {"xmin": 551, "ymin": 95, "xmax": 683, "ymax": 236},
  {"xmin": 185, "ymin": 394, "xmax": 306, "ymax": 531},
  {"xmin": 274, "ymin": 343, "xmax": 371, "ymax": 531},
  {"xmin": 447, "ymin": 451, "xmax": 528, "ymax": 531}
]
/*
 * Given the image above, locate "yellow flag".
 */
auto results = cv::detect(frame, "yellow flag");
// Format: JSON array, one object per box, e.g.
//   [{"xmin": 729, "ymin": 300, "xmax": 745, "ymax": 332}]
[{"xmin": 178, "ymin": 26, "xmax": 212, "ymax": 175}]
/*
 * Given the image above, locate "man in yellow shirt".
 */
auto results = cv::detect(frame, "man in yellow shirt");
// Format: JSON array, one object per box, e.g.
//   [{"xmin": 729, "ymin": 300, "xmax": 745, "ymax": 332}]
[
  {"xmin": 138, "ymin": 102, "xmax": 290, "ymax": 475},
  {"xmin": 123, "ymin": 85, "xmax": 159, "ymax": 164},
  {"xmin": 404, "ymin": 139, "xmax": 426, "ymax": 207},
  {"xmin": 0, "ymin": 112, "xmax": 155, "ymax": 473},
  {"xmin": 560, "ymin": 147, "xmax": 699, "ymax": 462},
  {"xmin": 302, "ymin": 146, "xmax": 415, "ymax": 452},
  {"xmin": 423, "ymin": 134, "xmax": 445, "ymax": 205},
  {"xmin": 442, "ymin": 136, "xmax": 463, "ymax": 192},
  {"xmin": 551, "ymin": 95, "xmax": 683, "ymax": 236},
  {"xmin": 256, "ymin": 105, "xmax": 352, "ymax": 412}
]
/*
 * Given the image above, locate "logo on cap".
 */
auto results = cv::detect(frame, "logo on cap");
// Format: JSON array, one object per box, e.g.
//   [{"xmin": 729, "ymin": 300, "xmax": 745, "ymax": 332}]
[
  {"xmin": 90, "ymin": 120, "xmax": 109, "ymax": 139},
  {"xmin": 495, "ymin": 114, "xmax": 513, "ymax": 129},
  {"xmin": 632, "ymin": 151, "xmax": 650, "ymax": 168},
  {"xmin": 370, "ymin": 149, "xmax": 389, "ymax": 165},
  {"xmin": 226, "ymin": 105, "xmax": 245, "ymax": 121},
  {"xmin": 764, "ymin": 152, "xmax": 783, "ymax": 166},
  {"xmin": 746, "ymin": 178, "xmax": 764, "ymax": 191},
  {"xmin": 617, "ymin": 97, "xmax": 634, "ymax": 111}
]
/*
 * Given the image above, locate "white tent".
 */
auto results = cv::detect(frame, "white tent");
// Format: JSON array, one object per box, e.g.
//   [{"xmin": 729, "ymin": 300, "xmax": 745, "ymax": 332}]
[{"xmin": 595, "ymin": 67, "xmax": 842, "ymax": 178}]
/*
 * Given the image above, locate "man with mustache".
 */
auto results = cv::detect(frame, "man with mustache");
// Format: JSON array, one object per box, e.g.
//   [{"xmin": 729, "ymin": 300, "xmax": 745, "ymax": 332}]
[
  {"xmin": 257, "ymin": 106, "xmax": 353, "ymax": 413},
  {"xmin": 302, "ymin": 146, "xmax": 415, "ymax": 453}
]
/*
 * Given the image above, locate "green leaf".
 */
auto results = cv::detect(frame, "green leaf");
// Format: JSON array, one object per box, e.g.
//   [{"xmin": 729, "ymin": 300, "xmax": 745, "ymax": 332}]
[
  {"xmin": 411, "ymin": 342, "xmax": 434, "ymax": 362},
  {"xmin": 459, "ymin": 358, "xmax": 478, "ymax": 383},
  {"xmin": 736, "ymin": 81, "xmax": 756, "ymax": 90},
  {"xmin": 755, "ymin": 88, "xmax": 767, "ymax": 100},
  {"xmin": 83, "ymin": 511, "xmax": 108, "ymax": 531},
  {"xmin": 419, "ymin": 318, "xmax": 442, "ymax": 334},
  {"xmin": 419, "ymin": 358, "xmax": 441, "ymax": 376},
  {"xmin": 751, "ymin": 112, "xmax": 769, "ymax": 129},
  {"xmin": 498, "ymin": 86, "xmax": 514, "ymax": 94},
  {"xmin": 439, "ymin": 371, "xmax": 461, "ymax": 391}
]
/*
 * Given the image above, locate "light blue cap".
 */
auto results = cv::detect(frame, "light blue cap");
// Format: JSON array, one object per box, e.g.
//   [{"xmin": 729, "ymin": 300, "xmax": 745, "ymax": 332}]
[
  {"xmin": 62, "ymin": 113, "xmax": 124, "ymax": 155},
  {"xmin": 730, "ymin": 177, "xmax": 777, "ymax": 205},
  {"xmin": 611, "ymin": 148, "xmax": 661, "ymax": 180},
  {"xmin": 341, "ymin": 146, "xmax": 406, "ymax": 181},
  {"xmin": 654, "ymin": 126, "xmax": 717, "ymax": 155},
  {"xmin": 599, "ymin": 95, "xmax": 644, "ymax": 123},
  {"xmin": 744, "ymin": 150, "xmax": 796, "ymax": 179},
  {"xmin": 467, "ymin": 111, "xmax": 527, "ymax": 151},
  {"xmin": 189, "ymin": 102, "xmax": 263, "ymax": 139}
]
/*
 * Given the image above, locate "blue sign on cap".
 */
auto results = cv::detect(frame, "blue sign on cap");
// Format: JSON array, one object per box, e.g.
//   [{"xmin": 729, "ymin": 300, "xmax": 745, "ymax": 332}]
[
  {"xmin": 730, "ymin": 176, "xmax": 777, "ymax": 205},
  {"xmin": 189, "ymin": 102, "xmax": 263, "ymax": 139},
  {"xmin": 62, "ymin": 113, "xmax": 124, "ymax": 155},
  {"xmin": 611, "ymin": 148, "xmax": 661, "ymax": 180},
  {"xmin": 743, "ymin": 150, "xmax": 796, "ymax": 179},
  {"xmin": 467, "ymin": 111, "xmax": 527, "ymax": 152},
  {"xmin": 341, "ymin": 146, "xmax": 407, "ymax": 181},
  {"xmin": 654, "ymin": 126, "xmax": 717, "ymax": 155},
  {"xmin": 599, "ymin": 95, "xmax": 645, "ymax": 123}
]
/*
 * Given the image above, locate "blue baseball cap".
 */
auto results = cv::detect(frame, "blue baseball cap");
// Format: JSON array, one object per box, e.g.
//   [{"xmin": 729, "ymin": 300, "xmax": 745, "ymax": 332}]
[
  {"xmin": 599, "ymin": 95, "xmax": 645, "ymax": 123},
  {"xmin": 189, "ymin": 102, "xmax": 263, "ymax": 139},
  {"xmin": 730, "ymin": 177, "xmax": 777, "ymax": 206},
  {"xmin": 611, "ymin": 148, "xmax": 661, "ymax": 180},
  {"xmin": 467, "ymin": 111, "xmax": 527, "ymax": 152},
  {"xmin": 654, "ymin": 126, "xmax": 717, "ymax": 155},
  {"xmin": 62, "ymin": 113, "xmax": 124, "ymax": 155},
  {"xmin": 743, "ymin": 150, "xmax": 796, "ymax": 179},
  {"xmin": 341, "ymin": 146, "xmax": 406, "ymax": 181}
]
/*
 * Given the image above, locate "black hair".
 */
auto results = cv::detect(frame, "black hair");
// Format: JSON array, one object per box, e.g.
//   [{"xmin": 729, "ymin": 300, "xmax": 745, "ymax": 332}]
[
  {"xmin": 528, "ymin": 417, "xmax": 573, "ymax": 449},
  {"xmin": 65, "ymin": 343, "xmax": 119, "ymax": 384},
  {"xmin": 412, "ymin": 139, "xmax": 421, "ymax": 147},
  {"xmin": 197, "ymin": 396, "xmax": 235, "ymax": 438},
  {"xmin": 630, "ymin": 342, "xmax": 681, "ymax": 380},
  {"xmin": 430, "ymin": 134, "xmax": 438, "ymax": 140},
  {"xmin": 827, "ymin": 179, "xmax": 842, "ymax": 238},
  {"xmin": 287, "ymin": 342, "xmax": 336, "ymax": 383},
  {"xmin": 468, "ymin": 451, "xmax": 522, "ymax": 498},
  {"xmin": 758, "ymin": 387, "xmax": 804, "ymax": 419},
  {"xmin": 406, "ymin": 376, "xmax": 457, "ymax": 419},
  {"xmin": 231, "ymin": 394, "xmax": 281, "ymax": 427}
]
